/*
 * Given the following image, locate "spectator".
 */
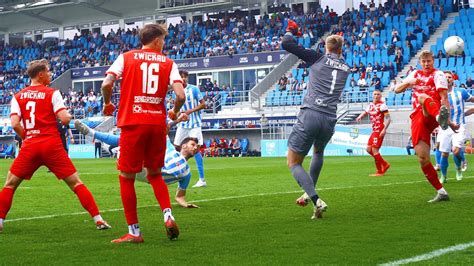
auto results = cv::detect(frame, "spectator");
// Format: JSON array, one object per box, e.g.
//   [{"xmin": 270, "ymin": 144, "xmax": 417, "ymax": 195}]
[
  {"xmin": 388, "ymin": 79, "xmax": 397, "ymax": 91},
  {"xmin": 366, "ymin": 63, "xmax": 373, "ymax": 73},
  {"xmin": 371, "ymin": 73, "xmax": 382, "ymax": 91},
  {"xmin": 466, "ymin": 77, "xmax": 474, "ymax": 88},
  {"xmin": 437, "ymin": 50, "xmax": 445, "ymax": 59},
  {"xmin": 350, "ymin": 77, "xmax": 357, "ymax": 88},
  {"xmin": 357, "ymin": 73, "xmax": 368, "ymax": 87},
  {"xmin": 395, "ymin": 53, "xmax": 403, "ymax": 73},
  {"xmin": 229, "ymin": 137, "xmax": 241, "ymax": 157},
  {"xmin": 218, "ymin": 138, "xmax": 228, "ymax": 157}
]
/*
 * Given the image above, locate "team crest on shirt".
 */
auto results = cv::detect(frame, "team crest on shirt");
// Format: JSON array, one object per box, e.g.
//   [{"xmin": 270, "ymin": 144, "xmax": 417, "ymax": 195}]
[{"xmin": 133, "ymin": 104, "xmax": 142, "ymax": 113}]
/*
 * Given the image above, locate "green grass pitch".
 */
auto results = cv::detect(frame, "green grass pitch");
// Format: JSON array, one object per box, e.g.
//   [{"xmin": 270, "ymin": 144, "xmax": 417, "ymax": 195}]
[{"xmin": 0, "ymin": 155, "xmax": 473, "ymax": 264}]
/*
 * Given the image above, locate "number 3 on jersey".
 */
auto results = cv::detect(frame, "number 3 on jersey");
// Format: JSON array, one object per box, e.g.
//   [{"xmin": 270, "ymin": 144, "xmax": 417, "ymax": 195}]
[
  {"xmin": 25, "ymin": 101, "xmax": 36, "ymax": 129},
  {"xmin": 140, "ymin": 62, "xmax": 159, "ymax": 94}
]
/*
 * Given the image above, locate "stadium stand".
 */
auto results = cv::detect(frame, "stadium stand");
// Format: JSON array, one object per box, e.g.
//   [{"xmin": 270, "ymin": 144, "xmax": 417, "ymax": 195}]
[{"xmin": 262, "ymin": 1, "xmax": 451, "ymax": 107}]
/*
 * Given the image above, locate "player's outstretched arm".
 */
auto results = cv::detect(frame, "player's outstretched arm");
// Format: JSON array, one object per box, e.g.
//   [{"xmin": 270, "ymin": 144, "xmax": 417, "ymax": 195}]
[
  {"xmin": 394, "ymin": 80, "xmax": 414, "ymax": 93},
  {"xmin": 281, "ymin": 20, "xmax": 320, "ymax": 66},
  {"xmin": 175, "ymin": 188, "xmax": 199, "ymax": 208},
  {"xmin": 465, "ymin": 107, "xmax": 474, "ymax": 116},
  {"xmin": 356, "ymin": 111, "xmax": 368, "ymax": 122}
]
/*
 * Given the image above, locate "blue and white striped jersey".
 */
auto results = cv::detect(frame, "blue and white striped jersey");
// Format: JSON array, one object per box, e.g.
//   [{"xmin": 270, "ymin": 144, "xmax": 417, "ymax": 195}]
[
  {"xmin": 448, "ymin": 87, "xmax": 472, "ymax": 125},
  {"xmin": 162, "ymin": 137, "xmax": 192, "ymax": 190},
  {"xmin": 178, "ymin": 84, "xmax": 203, "ymax": 129}
]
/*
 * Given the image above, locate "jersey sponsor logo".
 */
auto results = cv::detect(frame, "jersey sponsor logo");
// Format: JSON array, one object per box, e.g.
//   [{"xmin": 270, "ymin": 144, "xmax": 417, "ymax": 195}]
[
  {"xmin": 315, "ymin": 98, "xmax": 328, "ymax": 106},
  {"xmin": 134, "ymin": 96, "xmax": 163, "ymax": 104},
  {"xmin": 133, "ymin": 105, "xmax": 142, "ymax": 113},
  {"xmin": 20, "ymin": 91, "xmax": 46, "ymax": 100},
  {"xmin": 133, "ymin": 52, "xmax": 166, "ymax": 62}
]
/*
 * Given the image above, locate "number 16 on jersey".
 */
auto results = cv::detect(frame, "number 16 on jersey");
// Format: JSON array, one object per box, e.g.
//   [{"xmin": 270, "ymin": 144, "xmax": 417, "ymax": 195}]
[{"xmin": 140, "ymin": 62, "xmax": 159, "ymax": 94}]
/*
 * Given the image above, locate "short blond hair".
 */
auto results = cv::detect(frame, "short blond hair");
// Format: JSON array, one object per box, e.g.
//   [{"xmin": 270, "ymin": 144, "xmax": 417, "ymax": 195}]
[
  {"xmin": 27, "ymin": 59, "xmax": 49, "ymax": 79},
  {"xmin": 326, "ymin": 35, "xmax": 344, "ymax": 54},
  {"xmin": 419, "ymin": 50, "xmax": 434, "ymax": 59}
]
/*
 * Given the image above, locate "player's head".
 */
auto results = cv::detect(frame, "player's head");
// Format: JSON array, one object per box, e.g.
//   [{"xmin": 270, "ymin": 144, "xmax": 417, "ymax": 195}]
[
  {"xmin": 373, "ymin": 90, "xmax": 382, "ymax": 102},
  {"xmin": 139, "ymin": 23, "xmax": 168, "ymax": 51},
  {"xmin": 27, "ymin": 59, "xmax": 51, "ymax": 85},
  {"xmin": 443, "ymin": 70, "xmax": 454, "ymax": 90},
  {"xmin": 418, "ymin": 50, "xmax": 435, "ymax": 72},
  {"xmin": 177, "ymin": 137, "xmax": 198, "ymax": 159},
  {"xmin": 325, "ymin": 35, "xmax": 344, "ymax": 55},
  {"xmin": 179, "ymin": 70, "xmax": 189, "ymax": 88}
]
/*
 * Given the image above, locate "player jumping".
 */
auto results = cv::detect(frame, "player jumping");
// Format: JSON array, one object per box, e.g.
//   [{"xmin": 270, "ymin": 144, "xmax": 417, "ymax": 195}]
[
  {"xmin": 282, "ymin": 20, "xmax": 350, "ymax": 219},
  {"xmin": 395, "ymin": 50, "xmax": 458, "ymax": 203},
  {"xmin": 356, "ymin": 90, "xmax": 391, "ymax": 176}
]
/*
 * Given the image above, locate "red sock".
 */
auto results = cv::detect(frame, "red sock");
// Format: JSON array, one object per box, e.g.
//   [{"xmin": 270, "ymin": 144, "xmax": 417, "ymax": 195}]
[
  {"xmin": 367, "ymin": 149, "xmax": 374, "ymax": 156},
  {"xmin": 421, "ymin": 163, "xmax": 443, "ymax": 190},
  {"xmin": 119, "ymin": 176, "xmax": 138, "ymax": 225},
  {"xmin": 423, "ymin": 97, "xmax": 440, "ymax": 118},
  {"xmin": 147, "ymin": 174, "xmax": 171, "ymax": 211},
  {"xmin": 374, "ymin": 153, "xmax": 383, "ymax": 173},
  {"xmin": 0, "ymin": 187, "xmax": 14, "ymax": 219},
  {"xmin": 73, "ymin": 184, "xmax": 99, "ymax": 217}
]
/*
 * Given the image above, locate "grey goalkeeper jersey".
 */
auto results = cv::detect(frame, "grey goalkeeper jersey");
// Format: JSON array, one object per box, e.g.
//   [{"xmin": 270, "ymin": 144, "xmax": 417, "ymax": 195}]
[{"xmin": 282, "ymin": 34, "xmax": 350, "ymax": 118}]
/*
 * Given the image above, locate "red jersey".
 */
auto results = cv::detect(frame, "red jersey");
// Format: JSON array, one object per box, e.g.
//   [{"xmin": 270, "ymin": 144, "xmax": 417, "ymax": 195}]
[
  {"xmin": 365, "ymin": 101, "xmax": 389, "ymax": 132},
  {"xmin": 403, "ymin": 69, "xmax": 448, "ymax": 111},
  {"xmin": 106, "ymin": 48, "xmax": 182, "ymax": 127},
  {"xmin": 10, "ymin": 85, "xmax": 66, "ymax": 143}
]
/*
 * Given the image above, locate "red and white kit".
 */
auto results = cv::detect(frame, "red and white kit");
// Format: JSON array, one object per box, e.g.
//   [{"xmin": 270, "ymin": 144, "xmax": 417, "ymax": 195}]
[
  {"xmin": 403, "ymin": 69, "xmax": 448, "ymax": 146},
  {"xmin": 106, "ymin": 49, "xmax": 182, "ymax": 172},
  {"xmin": 365, "ymin": 101, "xmax": 388, "ymax": 149},
  {"xmin": 9, "ymin": 85, "xmax": 76, "ymax": 179}
]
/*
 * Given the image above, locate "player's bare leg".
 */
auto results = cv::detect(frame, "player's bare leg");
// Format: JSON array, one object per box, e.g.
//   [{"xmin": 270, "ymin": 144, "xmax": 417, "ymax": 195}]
[
  {"xmin": 414, "ymin": 141, "xmax": 449, "ymax": 202},
  {"xmin": 63, "ymin": 173, "xmax": 111, "ymax": 230},
  {"xmin": 0, "ymin": 172, "xmax": 23, "ymax": 233}
]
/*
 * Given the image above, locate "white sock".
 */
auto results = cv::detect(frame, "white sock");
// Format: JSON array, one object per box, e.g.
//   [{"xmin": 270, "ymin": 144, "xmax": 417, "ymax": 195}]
[
  {"xmin": 438, "ymin": 188, "xmax": 447, "ymax": 194},
  {"xmin": 128, "ymin": 224, "xmax": 140, "ymax": 236},
  {"xmin": 163, "ymin": 208, "xmax": 173, "ymax": 222},
  {"xmin": 0, "ymin": 218, "xmax": 4, "ymax": 225},
  {"xmin": 93, "ymin": 215, "xmax": 103, "ymax": 223}
]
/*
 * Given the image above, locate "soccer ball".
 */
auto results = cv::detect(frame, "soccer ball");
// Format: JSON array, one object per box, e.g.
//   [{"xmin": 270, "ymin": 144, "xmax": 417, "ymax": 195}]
[{"xmin": 444, "ymin": 36, "xmax": 465, "ymax": 56}]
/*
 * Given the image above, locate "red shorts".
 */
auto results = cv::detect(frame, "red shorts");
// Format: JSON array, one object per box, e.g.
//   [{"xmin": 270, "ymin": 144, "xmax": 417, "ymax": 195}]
[
  {"xmin": 10, "ymin": 137, "xmax": 77, "ymax": 180},
  {"xmin": 368, "ymin": 131, "xmax": 384, "ymax": 149},
  {"xmin": 118, "ymin": 124, "xmax": 167, "ymax": 173},
  {"xmin": 410, "ymin": 107, "xmax": 439, "ymax": 146}
]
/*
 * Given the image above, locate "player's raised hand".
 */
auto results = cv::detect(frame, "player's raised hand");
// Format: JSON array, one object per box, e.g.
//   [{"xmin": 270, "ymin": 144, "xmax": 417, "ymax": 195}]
[
  {"xmin": 103, "ymin": 103, "xmax": 116, "ymax": 116},
  {"xmin": 286, "ymin": 19, "xmax": 302, "ymax": 36}
]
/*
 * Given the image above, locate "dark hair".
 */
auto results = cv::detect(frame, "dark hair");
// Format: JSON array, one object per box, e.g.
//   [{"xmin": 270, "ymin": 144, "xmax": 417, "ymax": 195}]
[
  {"xmin": 139, "ymin": 23, "xmax": 168, "ymax": 45},
  {"xmin": 179, "ymin": 70, "xmax": 189, "ymax": 77},
  {"xmin": 175, "ymin": 137, "xmax": 198, "ymax": 151},
  {"xmin": 27, "ymin": 59, "xmax": 49, "ymax": 78}
]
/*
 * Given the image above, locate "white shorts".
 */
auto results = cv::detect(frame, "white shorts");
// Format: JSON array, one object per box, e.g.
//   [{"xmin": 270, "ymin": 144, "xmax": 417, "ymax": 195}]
[
  {"xmin": 438, "ymin": 124, "xmax": 466, "ymax": 153},
  {"xmin": 174, "ymin": 127, "xmax": 203, "ymax": 146}
]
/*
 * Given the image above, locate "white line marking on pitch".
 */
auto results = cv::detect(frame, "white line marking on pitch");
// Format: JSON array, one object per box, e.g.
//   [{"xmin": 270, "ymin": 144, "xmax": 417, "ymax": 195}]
[
  {"xmin": 5, "ymin": 176, "xmax": 473, "ymax": 223},
  {"xmin": 380, "ymin": 241, "xmax": 474, "ymax": 265}
]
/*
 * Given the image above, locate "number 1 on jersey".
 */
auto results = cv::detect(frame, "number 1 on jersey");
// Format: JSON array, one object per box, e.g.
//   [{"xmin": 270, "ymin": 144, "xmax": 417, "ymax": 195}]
[
  {"xmin": 140, "ymin": 62, "xmax": 159, "ymax": 94},
  {"xmin": 329, "ymin": 70, "xmax": 337, "ymax": 94},
  {"xmin": 25, "ymin": 101, "xmax": 36, "ymax": 129}
]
